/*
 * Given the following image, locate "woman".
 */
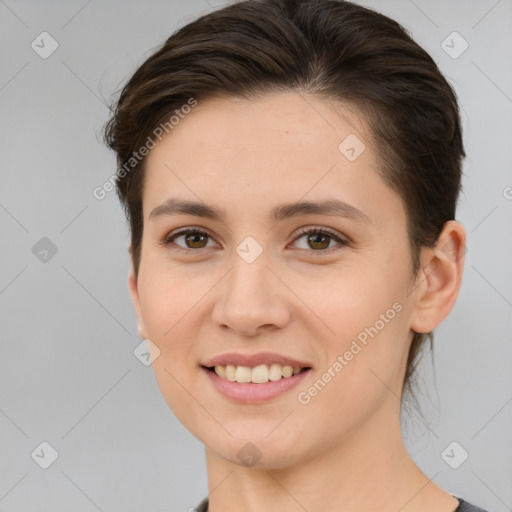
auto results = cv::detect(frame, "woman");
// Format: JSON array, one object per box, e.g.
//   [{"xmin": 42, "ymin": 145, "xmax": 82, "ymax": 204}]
[{"xmin": 103, "ymin": 0, "xmax": 489, "ymax": 510}]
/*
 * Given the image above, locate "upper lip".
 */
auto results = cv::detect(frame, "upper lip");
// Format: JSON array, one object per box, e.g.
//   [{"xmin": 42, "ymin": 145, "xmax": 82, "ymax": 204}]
[{"xmin": 202, "ymin": 352, "xmax": 312, "ymax": 369}]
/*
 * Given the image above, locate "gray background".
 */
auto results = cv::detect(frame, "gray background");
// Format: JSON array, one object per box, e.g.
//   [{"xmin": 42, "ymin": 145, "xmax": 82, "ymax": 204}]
[{"xmin": 0, "ymin": 0, "xmax": 511, "ymax": 511}]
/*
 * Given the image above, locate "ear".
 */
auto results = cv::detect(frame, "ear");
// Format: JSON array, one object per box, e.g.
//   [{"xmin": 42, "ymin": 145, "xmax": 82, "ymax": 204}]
[
  {"xmin": 127, "ymin": 246, "xmax": 148, "ymax": 339},
  {"xmin": 409, "ymin": 220, "xmax": 467, "ymax": 334}
]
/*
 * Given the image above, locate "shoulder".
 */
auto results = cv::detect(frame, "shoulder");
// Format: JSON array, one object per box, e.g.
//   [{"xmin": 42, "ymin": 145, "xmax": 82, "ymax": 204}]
[
  {"xmin": 455, "ymin": 497, "xmax": 491, "ymax": 512},
  {"xmin": 193, "ymin": 496, "xmax": 492, "ymax": 512}
]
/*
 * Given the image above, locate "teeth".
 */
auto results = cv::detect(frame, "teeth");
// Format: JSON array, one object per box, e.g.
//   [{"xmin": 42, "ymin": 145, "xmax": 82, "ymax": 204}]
[
  {"xmin": 213, "ymin": 364, "xmax": 305, "ymax": 383},
  {"xmin": 215, "ymin": 364, "xmax": 226, "ymax": 379},
  {"xmin": 252, "ymin": 364, "xmax": 270, "ymax": 383},
  {"xmin": 235, "ymin": 365, "xmax": 252, "ymax": 383},
  {"xmin": 225, "ymin": 364, "xmax": 236, "ymax": 382},
  {"xmin": 269, "ymin": 363, "xmax": 283, "ymax": 381},
  {"xmin": 282, "ymin": 365, "xmax": 293, "ymax": 378}
]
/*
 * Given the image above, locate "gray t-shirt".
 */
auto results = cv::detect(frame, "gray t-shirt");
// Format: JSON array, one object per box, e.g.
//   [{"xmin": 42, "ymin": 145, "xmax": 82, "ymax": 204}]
[{"xmin": 194, "ymin": 495, "xmax": 490, "ymax": 512}]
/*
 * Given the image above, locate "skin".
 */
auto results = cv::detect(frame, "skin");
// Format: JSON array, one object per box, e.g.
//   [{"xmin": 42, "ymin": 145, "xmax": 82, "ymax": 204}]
[{"xmin": 128, "ymin": 91, "xmax": 466, "ymax": 512}]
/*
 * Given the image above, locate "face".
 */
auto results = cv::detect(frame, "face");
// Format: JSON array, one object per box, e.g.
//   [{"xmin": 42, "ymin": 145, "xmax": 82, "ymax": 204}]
[{"xmin": 129, "ymin": 91, "xmax": 420, "ymax": 469}]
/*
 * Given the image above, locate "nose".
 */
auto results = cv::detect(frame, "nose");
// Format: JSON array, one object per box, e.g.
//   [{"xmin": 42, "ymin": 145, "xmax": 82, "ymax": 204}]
[{"xmin": 211, "ymin": 248, "xmax": 292, "ymax": 337}]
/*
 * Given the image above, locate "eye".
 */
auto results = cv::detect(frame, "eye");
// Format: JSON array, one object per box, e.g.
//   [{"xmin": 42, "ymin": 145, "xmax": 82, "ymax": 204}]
[
  {"xmin": 162, "ymin": 228, "xmax": 217, "ymax": 253},
  {"xmin": 290, "ymin": 226, "xmax": 349, "ymax": 253},
  {"xmin": 161, "ymin": 226, "xmax": 349, "ymax": 254}
]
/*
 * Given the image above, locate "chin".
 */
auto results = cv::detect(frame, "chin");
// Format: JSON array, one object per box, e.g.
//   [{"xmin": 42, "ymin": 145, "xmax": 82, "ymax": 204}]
[{"xmin": 205, "ymin": 431, "xmax": 307, "ymax": 471}]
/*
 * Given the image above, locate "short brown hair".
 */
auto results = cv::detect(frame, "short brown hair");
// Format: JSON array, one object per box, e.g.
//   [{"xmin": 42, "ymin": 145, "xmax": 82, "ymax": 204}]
[{"xmin": 103, "ymin": 0, "xmax": 465, "ymax": 409}]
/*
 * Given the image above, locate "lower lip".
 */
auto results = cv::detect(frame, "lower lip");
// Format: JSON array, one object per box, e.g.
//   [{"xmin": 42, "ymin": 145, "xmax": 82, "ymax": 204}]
[{"xmin": 202, "ymin": 367, "xmax": 312, "ymax": 404}]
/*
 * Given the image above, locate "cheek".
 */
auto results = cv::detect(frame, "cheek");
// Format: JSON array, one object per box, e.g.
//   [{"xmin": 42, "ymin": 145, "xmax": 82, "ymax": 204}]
[
  {"xmin": 297, "ymin": 307, "xmax": 408, "ymax": 440},
  {"xmin": 304, "ymin": 264, "xmax": 410, "ymax": 403},
  {"xmin": 136, "ymin": 268, "xmax": 204, "ymax": 402},
  {"xmin": 136, "ymin": 270, "xmax": 206, "ymax": 427},
  {"xmin": 137, "ymin": 263, "xmax": 205, "ymax": 340},
  {"xmin": 308, "ymin": 263, "xmax": 404, "ymax": 341}
]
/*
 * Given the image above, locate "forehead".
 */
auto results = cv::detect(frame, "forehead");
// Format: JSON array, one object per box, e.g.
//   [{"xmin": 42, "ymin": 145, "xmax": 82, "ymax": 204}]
[
  {"xmin": 145, "ymin": 91, "xmax": 372, "ymax": 161},
  {"xmin": 142, "ymin": 91, "xmax": 402, "ymax": 227}
]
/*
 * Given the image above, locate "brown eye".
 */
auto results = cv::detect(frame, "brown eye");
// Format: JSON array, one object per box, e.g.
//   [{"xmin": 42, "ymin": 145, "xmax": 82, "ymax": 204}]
[
  {"xmin": 184, "ymin": 231, "xmax": 208, "ymax": 249},
  {"xmin": 307, "ymin": 232, "xmax": 331, "ymax": 250},
  {"xmin": 164, "ymin": 229, "xmax": 216, "ymax": 252},
  {"xmin": 292, "ymin": 227, "xmax": 349, "ymax": 252}
]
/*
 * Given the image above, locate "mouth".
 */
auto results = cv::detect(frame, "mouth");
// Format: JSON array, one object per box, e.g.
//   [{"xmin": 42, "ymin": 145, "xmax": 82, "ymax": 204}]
[
  {"xmin": 201, "ymin": 363, "xmax": 312, "ymax": 404},
  {"xmin": 203, "ymin": 363, "xmax": 312, "ymax": 384},
  {"xmin": 200, "ymin": 352, "xmax": 313, "ymax": 403}
]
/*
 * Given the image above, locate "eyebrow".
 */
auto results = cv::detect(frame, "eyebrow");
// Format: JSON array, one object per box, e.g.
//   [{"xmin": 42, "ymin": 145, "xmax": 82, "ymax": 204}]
[{"xmin": 148, "ymin": 198, "xmax": 372, "ymax": 225}]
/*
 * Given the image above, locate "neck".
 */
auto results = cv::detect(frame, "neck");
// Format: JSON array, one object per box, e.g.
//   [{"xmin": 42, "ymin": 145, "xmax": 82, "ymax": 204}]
[{"xmin": 203, "ymin": 398, "xmax": 458, "ymax": 512}]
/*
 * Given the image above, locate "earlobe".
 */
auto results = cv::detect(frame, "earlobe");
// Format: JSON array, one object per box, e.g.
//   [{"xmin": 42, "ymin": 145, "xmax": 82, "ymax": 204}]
[
  {"xmin": 409, "ymin": 220, "xmax": 466, "ymax": 334},
  {"xmin": 127, "ymin": 250, "xmax": 147, "ymax": 339}
]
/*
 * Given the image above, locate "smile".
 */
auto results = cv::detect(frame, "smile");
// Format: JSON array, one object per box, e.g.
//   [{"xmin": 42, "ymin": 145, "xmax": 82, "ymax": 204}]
[
  {"xmin": 202, "ymin": 364, "xmax": 312, "ymax": 404},
  {"xmin": 207, "ymin": 363, "xmax": 310, "ymax": 383}
]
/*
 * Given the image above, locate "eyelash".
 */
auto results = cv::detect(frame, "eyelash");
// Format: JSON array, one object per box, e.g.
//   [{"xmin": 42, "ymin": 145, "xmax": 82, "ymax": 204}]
[{"xmin": 161, "ymin": 226, "xmax": 350, "ymax": 255}]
